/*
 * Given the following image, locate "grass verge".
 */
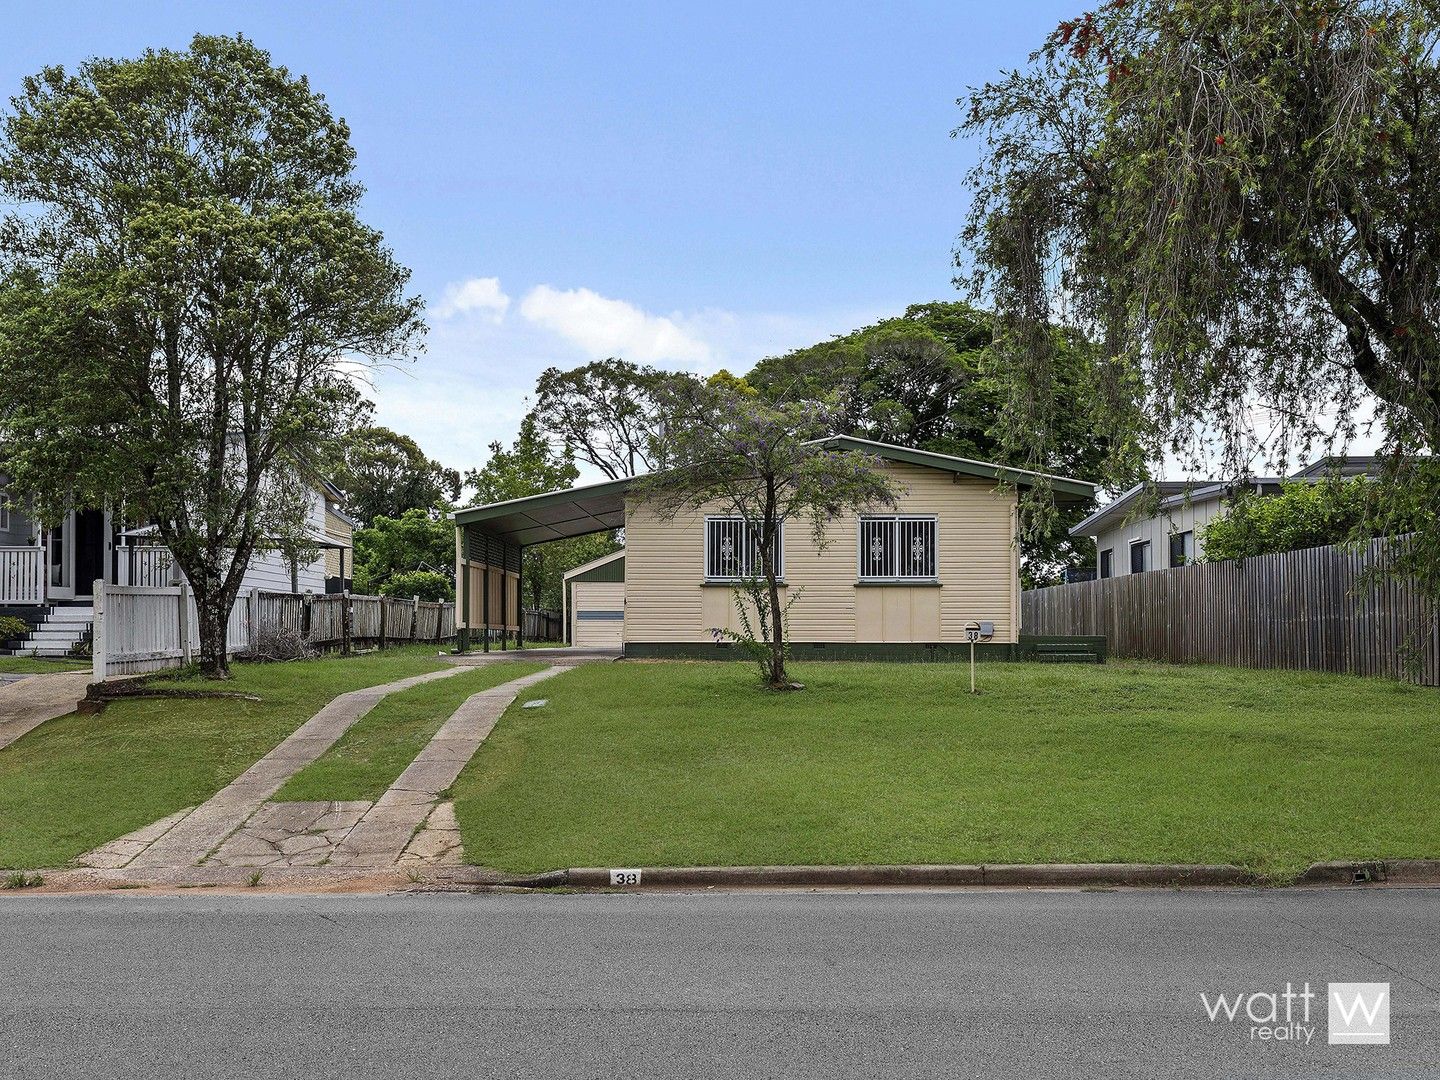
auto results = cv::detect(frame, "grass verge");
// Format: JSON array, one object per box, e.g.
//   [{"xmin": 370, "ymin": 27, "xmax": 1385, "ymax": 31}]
[
  {"xmin": 451, "ymin": 660, "xmax": 1440, "ymax": 880},
  {"xmin": 274, "ymin": 661, "xmax": 544, "ymax": 802},
  {"xmin": 0, "ymin": 645, "xmax": 454, "ymax": 869}
]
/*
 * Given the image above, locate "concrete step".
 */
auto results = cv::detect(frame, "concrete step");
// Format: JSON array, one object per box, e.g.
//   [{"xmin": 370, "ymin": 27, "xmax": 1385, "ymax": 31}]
[
  {"xmin": 10, "ymin": 646, "xmax": 83, "ymax": 658},
  {"xmin": 38, "ymin": 620, "xmax": 93, "ymax": 632},
  {"xmin": 26, "ymin": 632, "xmax": 87, "ymax": 646}
]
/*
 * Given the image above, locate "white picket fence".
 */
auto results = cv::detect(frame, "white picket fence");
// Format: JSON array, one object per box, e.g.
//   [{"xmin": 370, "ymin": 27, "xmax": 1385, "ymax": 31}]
[
  {"xmin": 93, "ymin": 582, "xmax": 253, "ymax": 677},
  {"xmin": 92, "ymin": 582, "xmax": 457, "ymax": 678},
  {"xmin": 0, "ymin": 546, "xmax": 46, "ymax": 605}
]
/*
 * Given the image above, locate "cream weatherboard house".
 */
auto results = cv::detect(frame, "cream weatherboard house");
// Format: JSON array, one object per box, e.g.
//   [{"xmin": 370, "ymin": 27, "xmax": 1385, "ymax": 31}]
[{"xmin": 452, "ymin": 437, "xmax": 1098, "ymax": 659}]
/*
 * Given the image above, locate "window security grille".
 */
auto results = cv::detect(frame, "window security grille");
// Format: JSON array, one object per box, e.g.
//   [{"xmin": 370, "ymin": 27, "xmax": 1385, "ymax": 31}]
[
  {"xmin": 705, "ymin": 517, "xmax": 780, "ymax": 580},
  {"xmin": 857, "ymin": 516, "xmax": 937, "ymax": 580}
]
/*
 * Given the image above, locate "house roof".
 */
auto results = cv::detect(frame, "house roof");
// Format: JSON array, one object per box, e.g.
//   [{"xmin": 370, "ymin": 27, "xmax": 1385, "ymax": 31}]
[
  {"xmin": 453, "ymin": 437, "xmax": 1100, "ymax": 545},
  {"xmin": 1070, "ymin": 454, "xmax": 1391, "ymax": 539},
  {"xmin": 1289, "ymin": 454, "xmax": 1385, "ymax": 480},
  {"xmin": 1070, "ymin": 476, "xmax": 1289, "ymax": 538},
  {"xmin": 807, "ymin": 436, "xmax": 1099, "ymax": 503},
  {"xmin": 562, "ymin": 548, "xmax": 626, "ymax": 582}
]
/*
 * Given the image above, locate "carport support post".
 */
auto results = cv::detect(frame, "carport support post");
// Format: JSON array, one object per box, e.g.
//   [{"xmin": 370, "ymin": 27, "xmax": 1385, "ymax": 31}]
[
  {"xmin": 500, "ymin": 541, "xmax": 509, "ymax": 651},
  {"xmin": 482, "ymin": 548, "xmax": 491, "ymax": 653},
  {"xmin": 456, "ymin": 526, "xmax": 471, "ymax": 653},
  {"xmin": 516, "ymin": 544, "xmax": 524, "ymax": 651}
]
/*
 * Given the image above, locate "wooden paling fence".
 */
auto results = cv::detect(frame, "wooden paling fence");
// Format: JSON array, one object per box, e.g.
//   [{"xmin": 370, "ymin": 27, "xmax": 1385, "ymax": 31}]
[
  {"xmin": 249, "ymin": 590, "xmax": 457, "ymax": 651},
  {"xmin": 94, "ymin": 584, "xmax": 456, "ymax": 678},
  {"xmin": 1021, "ymin": 536, "xmax": 1440, "ymax": 685},
  {"xmin": 523, "ymin": 608, "xmax": 562, "ymax": 642}
]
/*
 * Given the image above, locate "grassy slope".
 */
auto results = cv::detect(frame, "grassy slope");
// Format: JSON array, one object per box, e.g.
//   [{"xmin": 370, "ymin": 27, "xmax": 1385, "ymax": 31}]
[
  {"xmin": 275, "ymin": 661, "xmax": 544, "ymax": 802},
  {"xmin": 0, "ymin": 647, "xmax": 454, "ymax": 869},
  {"xmin": 451, "ymin": 660, "xmax": 1440, "ymax": 880}
]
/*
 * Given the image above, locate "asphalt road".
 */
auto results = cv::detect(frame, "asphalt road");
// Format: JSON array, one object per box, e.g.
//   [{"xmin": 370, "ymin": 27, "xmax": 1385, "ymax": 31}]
[{"xmin": 1, "ymin": 888, "xmax": 1437, "ymax": 1078}]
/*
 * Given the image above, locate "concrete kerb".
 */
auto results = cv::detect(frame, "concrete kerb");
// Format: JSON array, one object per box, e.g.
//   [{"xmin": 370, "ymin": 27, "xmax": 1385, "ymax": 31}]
[{"xmin": 466, "ymin": 859, "xmax": 1440, "ymax": 892}]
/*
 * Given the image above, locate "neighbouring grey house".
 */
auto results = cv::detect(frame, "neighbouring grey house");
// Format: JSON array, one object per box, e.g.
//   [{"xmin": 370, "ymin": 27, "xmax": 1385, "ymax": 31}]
[{"xmin": 1071, "ymin": 456, "xmax": 1382, "ymax": 578}]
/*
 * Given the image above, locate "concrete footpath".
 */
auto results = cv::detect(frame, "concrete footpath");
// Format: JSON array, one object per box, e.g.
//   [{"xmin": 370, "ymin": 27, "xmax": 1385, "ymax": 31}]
[{"xmin": 0, "ymin": 670, "xmax": 92, "ymax": 750}]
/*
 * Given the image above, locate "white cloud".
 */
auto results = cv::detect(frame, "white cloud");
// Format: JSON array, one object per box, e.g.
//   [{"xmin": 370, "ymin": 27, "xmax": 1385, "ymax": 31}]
[
  {"xmin": 519, "ymin": 284, "xmax": 713, "ymax": 367},
  {"xmin": 386, "ymin": 275, "xmax": 889, "ymax": 477},
  {"xmin": 433, "ymin": 276, "xmax": 510, "ymax": 321}
]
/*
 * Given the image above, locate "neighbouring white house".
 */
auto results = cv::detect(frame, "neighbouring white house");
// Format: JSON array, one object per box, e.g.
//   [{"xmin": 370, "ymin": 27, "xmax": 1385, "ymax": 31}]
[
  {"xmin": 1070, "ymin": 455, "xmax": 1382, "ymax": 578},
  {"xmin": 0, "ymin": 476, "xmax": 354, "ymax": 657}
]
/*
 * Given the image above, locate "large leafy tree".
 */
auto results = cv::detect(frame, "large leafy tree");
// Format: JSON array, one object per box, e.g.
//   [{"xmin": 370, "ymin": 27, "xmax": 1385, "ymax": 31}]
[
  {"xmin": 333, "ymin": 425, "xmax": 460, "ymax": 526},
  {"xmin": 466, "ymin": 414, "xmax": 619, "ymax": 612},
  {"xmin": 748, "ymin": 301, "xmax": 1125, "ymax": 583},
  {"xmin": 0, "ymin": 35, "xmax": 424, "ymax": 676},
  {"xmin": 531, "ymin": 357, "xmax": 693, "ymax": 479},
  {"xmin": 640, "ymin": 380, "xmax": 899, "ymax": 690},
  {"xmin": 959, "ymin": 0, "xmax": 1440, "ymax": 595},
  {"xmin": 352, "ymin": 507, "xmax": 454, "ymax": 596}
]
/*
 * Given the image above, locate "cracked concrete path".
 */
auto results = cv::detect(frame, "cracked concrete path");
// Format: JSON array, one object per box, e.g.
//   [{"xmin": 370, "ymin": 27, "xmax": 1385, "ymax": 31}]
[
  {"xmin": 328, "ymin": 664, "xmax": 567, "ymax": 867},
  {"xmin": 118, "ymin": 666, "xmax": 470, "ymax": 869},
  {"xmin": 0, "ymin": 671, "xmax": 93, "ymax": 751}
]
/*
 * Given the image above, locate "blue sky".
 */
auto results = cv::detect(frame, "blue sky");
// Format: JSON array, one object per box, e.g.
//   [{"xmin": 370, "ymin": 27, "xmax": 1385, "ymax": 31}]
[{"xmin": 2, "ymin": 1, "xmax": 1083, "ymax": 470}]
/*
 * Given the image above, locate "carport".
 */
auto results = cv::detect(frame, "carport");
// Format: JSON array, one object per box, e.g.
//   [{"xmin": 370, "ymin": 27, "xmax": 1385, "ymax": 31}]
[{"xmin": 451, "ymin": 476, "xmax": 631, "ymax": 652}]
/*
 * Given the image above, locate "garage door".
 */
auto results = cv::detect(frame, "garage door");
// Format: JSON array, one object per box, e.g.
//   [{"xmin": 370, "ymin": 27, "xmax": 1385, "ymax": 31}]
[{"xmin": 572, "ymin": 582, "xmax": 624, "ymax": 648}]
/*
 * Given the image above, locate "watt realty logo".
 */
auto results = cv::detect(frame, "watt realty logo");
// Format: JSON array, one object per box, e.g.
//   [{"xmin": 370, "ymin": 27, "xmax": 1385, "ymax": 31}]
[{"xmin": 1200, "ymin": 982, "xmax": 1389, "ymax": 1046}]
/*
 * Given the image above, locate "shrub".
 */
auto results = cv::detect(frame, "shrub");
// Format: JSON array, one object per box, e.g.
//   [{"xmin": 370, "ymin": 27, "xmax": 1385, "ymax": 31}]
[
  {"xmin": 0, "ymin": 615, "xmax": 30, "ymax": 642},
  {"xmin": 380, "ymin": 570, "xmax": 453, "ymax": 602},
  {"xmin": 1202, "ymin": 479, "xmax": 1376, "ymax": 561}
]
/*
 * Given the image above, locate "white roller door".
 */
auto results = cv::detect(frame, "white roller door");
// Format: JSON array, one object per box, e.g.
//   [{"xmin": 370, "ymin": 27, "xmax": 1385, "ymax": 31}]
[{"xmin": 572, "ymin": 582, "xmax": 624, "ymax": 648}]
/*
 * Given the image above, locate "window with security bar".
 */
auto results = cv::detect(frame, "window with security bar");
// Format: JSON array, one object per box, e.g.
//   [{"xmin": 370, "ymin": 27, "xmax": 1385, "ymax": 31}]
[
  {"xmin": 857, "ymin": 515, "xmax": 937, "ymax": 580},
  {"xmin": 704, "ymin": 517, "xmax": 781, "ymax": 580}
]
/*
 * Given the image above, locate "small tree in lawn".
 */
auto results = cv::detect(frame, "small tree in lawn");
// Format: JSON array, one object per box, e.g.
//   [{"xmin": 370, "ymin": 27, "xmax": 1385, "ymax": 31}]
[
  {"xmin": 0, "ymin": 36, "xmax": 423, "ymax": 677},
  {"xmin": 640, "ymin": 380, "xmax": 899, "ymax": 690}
]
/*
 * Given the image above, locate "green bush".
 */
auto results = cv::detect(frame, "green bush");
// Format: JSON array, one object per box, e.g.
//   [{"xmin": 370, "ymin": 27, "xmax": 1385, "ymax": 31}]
[
  {"xmin": 379, "ymin": 569, "xmax": 453, "ymax": 602},
  {"xmin": 1200, "ymin": 478, "xmax": 1398, "ymax": 561},
  {"xmin": 0, "ymin": 615, "xmax": 31, "ymax": 642}
]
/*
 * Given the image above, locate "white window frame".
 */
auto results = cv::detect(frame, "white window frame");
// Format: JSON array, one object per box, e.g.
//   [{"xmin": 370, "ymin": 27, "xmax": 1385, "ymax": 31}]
[
  {"xmin": 856, "ymin": 514, "xmax": 938, "ymax": 582},
  {"xmin": 1129, "ymin": 538, "xmax": 1151, "ymax": 574},
  {"xmin": 704, "ymin": 516, "xmax": 782, "ymax": 582}
]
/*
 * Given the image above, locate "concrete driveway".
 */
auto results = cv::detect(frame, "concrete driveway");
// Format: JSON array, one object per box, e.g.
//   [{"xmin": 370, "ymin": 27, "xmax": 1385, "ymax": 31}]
[{"xmin": 0, "ymin": 669, "xmax": 92, "ymax": 750}]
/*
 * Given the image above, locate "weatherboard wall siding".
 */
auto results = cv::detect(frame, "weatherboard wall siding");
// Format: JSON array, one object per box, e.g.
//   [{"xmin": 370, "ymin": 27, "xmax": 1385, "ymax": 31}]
[
  {"xmin": 624, "ymin": 462, "xmax": 1020, "ymax": 645},
  {"xmin": 1093, "ymin": 495, "xmax": 1228, "ymax": 576}
]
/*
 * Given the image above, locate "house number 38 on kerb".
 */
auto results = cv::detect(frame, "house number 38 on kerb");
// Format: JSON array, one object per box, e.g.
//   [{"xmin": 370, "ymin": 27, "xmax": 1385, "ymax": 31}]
[{"xmin": 610, "ymin": 869, "xmax": 642, "ymax": 886}]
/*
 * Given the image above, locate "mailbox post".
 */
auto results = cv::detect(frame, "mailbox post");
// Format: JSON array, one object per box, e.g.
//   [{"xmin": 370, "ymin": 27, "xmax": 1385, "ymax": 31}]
[{"xmin": 963, "ymin": 620, "xmax": 995, "ymax": 694}]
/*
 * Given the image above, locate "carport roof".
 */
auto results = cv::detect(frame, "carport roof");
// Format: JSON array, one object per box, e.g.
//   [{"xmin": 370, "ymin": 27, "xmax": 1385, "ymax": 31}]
[{"xmin": 451, "ymin": 476, "xmax": 633, "ymax": 545}]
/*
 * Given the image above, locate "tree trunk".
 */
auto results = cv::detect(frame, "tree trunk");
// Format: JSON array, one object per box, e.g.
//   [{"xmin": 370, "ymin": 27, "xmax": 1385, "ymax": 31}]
[
  {"xmin": 765, "ymin": 565, "xmax": 786, "ymax": 689},
  {"xmin": 193, "ymin": 586, "xmax": 231, "ymax": 679}
]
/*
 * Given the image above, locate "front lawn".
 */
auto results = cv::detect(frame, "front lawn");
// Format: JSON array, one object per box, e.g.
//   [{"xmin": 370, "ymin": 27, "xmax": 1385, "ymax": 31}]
[
  {"xmin": 0, "ymin": 646, "xmax": 456, "ymax": 869},
  {"xmin": 451, "ymin": 660, "xmax": 1440, "ymax": 880},
  {"xmin": 0, "ymin": 657, "xmax": 91, "ymax": 674},
  {"xmin": 275, "ymin": 661, "xmax": 544, "ymax": 802}
]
